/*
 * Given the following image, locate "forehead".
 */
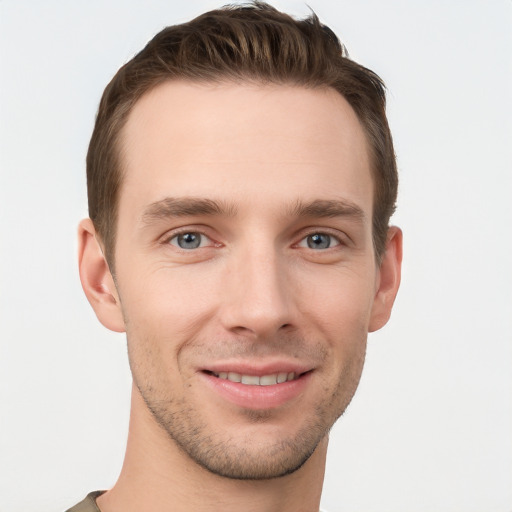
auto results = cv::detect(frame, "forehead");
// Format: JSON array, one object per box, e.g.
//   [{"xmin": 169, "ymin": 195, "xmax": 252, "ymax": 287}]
[{"xmin": 118, "ymin": 81, "xmax": 372, "ymax": 217}]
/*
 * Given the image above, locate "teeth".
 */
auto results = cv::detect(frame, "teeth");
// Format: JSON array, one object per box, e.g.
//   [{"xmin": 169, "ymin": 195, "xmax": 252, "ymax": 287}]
[
  {"xmin": 260, "ymin": 374, "xmax": 277, "ymax": 386},
  {"xmin": 277, "ymin": 372, "xmax": 288, "ymax": 383},
  {"xmin": 227, "ymin": 372, "xmax": 241, "ymax": 383},
  {"xmin": 241, "ymin": 375, "xmax": 260, "ymax": 385},
  {"xmin": 214, "ymin": 371, "xmax": 298, "ymax": 386}
]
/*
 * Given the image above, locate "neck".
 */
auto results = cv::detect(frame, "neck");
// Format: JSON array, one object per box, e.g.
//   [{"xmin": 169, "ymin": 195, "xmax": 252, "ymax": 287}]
[{"xmin": 97, "ymin": 384, "xmax": 327, "ymax": 512}]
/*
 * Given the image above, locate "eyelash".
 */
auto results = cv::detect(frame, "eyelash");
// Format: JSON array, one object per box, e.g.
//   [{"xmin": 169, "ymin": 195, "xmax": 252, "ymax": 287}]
[
  {"xmin": 296, "ymin": 232, "xmax": 342, "ymax": 250},
  {"xmin": 164, "ymin": 229, "xmax": 217, "ymax": 250}
]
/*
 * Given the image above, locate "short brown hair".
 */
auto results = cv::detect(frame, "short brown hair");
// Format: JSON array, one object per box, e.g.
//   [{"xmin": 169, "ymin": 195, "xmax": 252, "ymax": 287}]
[{"xmin": 87, "ymin": 1, "xmax": 397, "ymax": 267}]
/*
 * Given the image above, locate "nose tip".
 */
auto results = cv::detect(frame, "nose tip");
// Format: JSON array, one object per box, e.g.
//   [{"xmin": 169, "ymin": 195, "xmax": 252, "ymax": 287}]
[
  {"xmin": 219, "ymin": 252, "xmax": 296, "ymax": 339},
  {"xmin": 229, "ymin": 320, "xmax": 293, "ymax": 339}
]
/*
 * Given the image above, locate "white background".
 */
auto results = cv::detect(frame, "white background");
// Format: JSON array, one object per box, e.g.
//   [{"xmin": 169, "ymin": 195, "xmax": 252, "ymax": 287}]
[{"xmin": 0, "ymin": 1, "xmax": 511, "ymax": 511}]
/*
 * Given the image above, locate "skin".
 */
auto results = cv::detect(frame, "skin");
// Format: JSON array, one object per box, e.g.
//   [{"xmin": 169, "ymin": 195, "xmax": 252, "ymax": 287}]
[{"xmin": 78, "ymin": 81, "xmax": 402, "ymax": 512}]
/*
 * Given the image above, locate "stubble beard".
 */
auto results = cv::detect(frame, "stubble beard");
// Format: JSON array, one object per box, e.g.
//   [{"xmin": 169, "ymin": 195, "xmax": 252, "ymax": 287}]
[
  {"xmin": 140, "ymin": 388, "xmax": 329, "ymax": 480},
  {"xmin": 128, "ymin": 330, "xmax": 367, "ymax": 481}
]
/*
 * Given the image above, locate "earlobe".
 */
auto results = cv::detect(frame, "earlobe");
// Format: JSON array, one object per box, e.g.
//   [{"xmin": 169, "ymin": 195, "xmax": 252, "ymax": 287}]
[
  {"xmin": 369, "ymin": 226, "xmax": 403, "ymax": 333},
  {"xmin": 78, "ymin": 218, "xmax": 126, "ymax": 333}
]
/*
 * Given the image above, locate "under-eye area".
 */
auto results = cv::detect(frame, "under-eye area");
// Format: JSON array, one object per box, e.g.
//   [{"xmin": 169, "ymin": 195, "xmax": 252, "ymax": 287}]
[{"xmin": 202, "ymin": 370, "xmax": 312, "ymax": 386}]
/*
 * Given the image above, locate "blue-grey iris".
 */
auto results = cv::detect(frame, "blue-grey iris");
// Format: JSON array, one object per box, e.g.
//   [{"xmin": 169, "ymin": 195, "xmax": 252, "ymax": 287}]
[
  {"xmin": 307, "ymin": 233, "xmax": 331, "ymax": 249},
  {"xmin": 177, "ymin": 233, "xmax": 201, "ymax": 249}
]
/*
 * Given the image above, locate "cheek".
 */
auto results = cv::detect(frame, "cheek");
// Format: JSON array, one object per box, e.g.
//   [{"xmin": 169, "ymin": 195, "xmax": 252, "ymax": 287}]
[
  {"xmin": 119, "ymin": 262, "xmax": 222, "ymax": 352},
  {"xmin": 299, "ymin": 265, "xmax": 377, "ymax": 335},
  {"xmin": 296, "ymin": 267, "xmax": 374, "ymax": 385}
]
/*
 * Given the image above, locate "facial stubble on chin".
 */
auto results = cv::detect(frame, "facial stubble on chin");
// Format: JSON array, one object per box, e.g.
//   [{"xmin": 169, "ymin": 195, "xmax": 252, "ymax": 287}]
[
  {"xmin": 140, "ymin": 387, "xmax": 330, "ymax": 480},
  {"xmin": 131, "ymin": 343, "xmax": 366, "ymax": 481}
]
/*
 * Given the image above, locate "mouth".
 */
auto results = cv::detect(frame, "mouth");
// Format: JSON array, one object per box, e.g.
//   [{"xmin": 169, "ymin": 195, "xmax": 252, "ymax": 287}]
[
  {"xmin": 203, "ymin": 370, "xmax": 307, "ymax": 386},
  {"xmin": 199, "ymin": 362, "xmax": 314, "ymax": 409}
]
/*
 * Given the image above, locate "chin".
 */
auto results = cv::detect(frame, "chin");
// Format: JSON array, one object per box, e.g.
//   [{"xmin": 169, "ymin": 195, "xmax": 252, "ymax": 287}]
[
  {"xmin": 145, "ymin": 392, "xmax": 332, "ymax": 480},
  {"xmin": 172, "ymin": 423, "xmax": 327, "ymax": 480}
]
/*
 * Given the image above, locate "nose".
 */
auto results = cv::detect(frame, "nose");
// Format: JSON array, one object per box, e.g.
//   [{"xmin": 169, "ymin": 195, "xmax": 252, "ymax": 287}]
[{"xmin": 219, "ymin": 244, "xmax": 296, "ymax": 339}]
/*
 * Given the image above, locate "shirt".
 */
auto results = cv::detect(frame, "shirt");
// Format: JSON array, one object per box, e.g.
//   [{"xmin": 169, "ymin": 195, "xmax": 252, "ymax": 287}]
[{"xmin": 65, "ymin": 491, "xmax": 329, "ymax": 511}]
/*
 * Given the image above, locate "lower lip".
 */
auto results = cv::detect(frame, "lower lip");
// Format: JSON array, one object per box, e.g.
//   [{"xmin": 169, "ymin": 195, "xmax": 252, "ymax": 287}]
[{"xmin": 200, "ymin": 372, "xmax": 312, "ymax": 410}]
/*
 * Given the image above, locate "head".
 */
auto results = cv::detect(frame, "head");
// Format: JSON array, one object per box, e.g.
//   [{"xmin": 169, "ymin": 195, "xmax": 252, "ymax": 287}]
[
  {"xmin": 79, "ymin": 2, "xmax": 402, "ymax": 482},
  {"xmin": 87, "ymin": 1, "xmax": 397, "ymax": 270}
]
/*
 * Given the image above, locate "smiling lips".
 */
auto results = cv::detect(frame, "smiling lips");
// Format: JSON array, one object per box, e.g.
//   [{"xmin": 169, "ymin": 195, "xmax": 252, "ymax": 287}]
[
  {"xmin": 209, "ymin": 370, "xmax": 298, "ymax": 386},
  {"xmin": 202, "ymin": 367, "xmax": 311, "ymax": 409}
]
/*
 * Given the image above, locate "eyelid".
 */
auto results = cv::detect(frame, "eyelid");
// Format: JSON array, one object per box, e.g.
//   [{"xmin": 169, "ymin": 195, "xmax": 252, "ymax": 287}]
[
  {"xmin": 169, "ymin": 232, "xmax": 211, "ymax": 249},
  {"xmin": 296, "ymin": 234, "xmax": 340, "ymax": 249},
  {"xmin": 294, "ymin": 228, "xmax": 347, "ymax": 249},
  {"xmin": 160, "ymin": 226, "xmax": 220, "ymax": 248}
]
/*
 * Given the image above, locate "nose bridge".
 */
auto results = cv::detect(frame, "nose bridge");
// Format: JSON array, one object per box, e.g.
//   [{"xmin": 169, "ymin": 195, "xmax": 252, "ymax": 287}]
[{"xmin": 220, "ymin": 237, "xmax": 293, "ymax": 337}]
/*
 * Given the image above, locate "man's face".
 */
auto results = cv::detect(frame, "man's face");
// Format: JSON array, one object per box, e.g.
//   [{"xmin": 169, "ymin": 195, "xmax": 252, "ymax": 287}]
[{"xmin": 112, "ymin": 82, "xmax": 380, "ymax": 479}]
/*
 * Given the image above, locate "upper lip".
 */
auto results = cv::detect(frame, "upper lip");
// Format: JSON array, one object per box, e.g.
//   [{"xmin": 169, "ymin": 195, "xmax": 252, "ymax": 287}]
[{"xmin": 199, "ymin": 360, "xmax": 313, "ymax": 377}]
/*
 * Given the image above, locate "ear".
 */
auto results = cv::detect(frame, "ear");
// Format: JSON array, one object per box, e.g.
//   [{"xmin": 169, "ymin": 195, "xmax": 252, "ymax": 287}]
[
  {"xmin": 369, "ymin": 226, "xmax": 403, "ymax": 332},
  {"xmin": 78, "ymin": 218, "xmax": 125, "ymax": 333}
]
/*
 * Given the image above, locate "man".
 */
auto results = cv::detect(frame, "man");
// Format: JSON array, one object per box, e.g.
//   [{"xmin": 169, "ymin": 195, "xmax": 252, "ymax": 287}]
[{"xmin": 70, "ymin": 2, "xmax": 402, "ymax": 511}]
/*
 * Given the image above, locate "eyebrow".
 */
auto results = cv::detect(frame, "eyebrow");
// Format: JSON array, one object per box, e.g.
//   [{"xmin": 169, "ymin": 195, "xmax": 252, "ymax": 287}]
[
  {"xmin": 141, "ymin": 197, "xmax": 238, "ymax": 224},
  {"xmin": 289, "ymin": 199, "xmax": 366, "ymax": 223},
  {"xmin": 140, "ymin": 196, "xmax": 366, "ymax": 226}
]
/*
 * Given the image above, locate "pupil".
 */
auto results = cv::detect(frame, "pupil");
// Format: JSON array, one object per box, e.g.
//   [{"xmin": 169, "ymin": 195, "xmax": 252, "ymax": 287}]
[
  {"xmin": 178, "ymin": 233, "xmax": 201, "ymax": 249},
  {"xmin": 307, "ymin": 233, "xmax": 330, "ymax": 249}
]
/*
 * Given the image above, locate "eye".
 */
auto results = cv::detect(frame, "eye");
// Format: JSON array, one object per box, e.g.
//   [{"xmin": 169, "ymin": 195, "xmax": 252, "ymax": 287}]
[
  {"xmin": 168, "ymin": 232, "xmax": 211, "ymax": 250},
  {"xmin": 298, "ymin": 233, "xmax": 340, "ymax": 250}
]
